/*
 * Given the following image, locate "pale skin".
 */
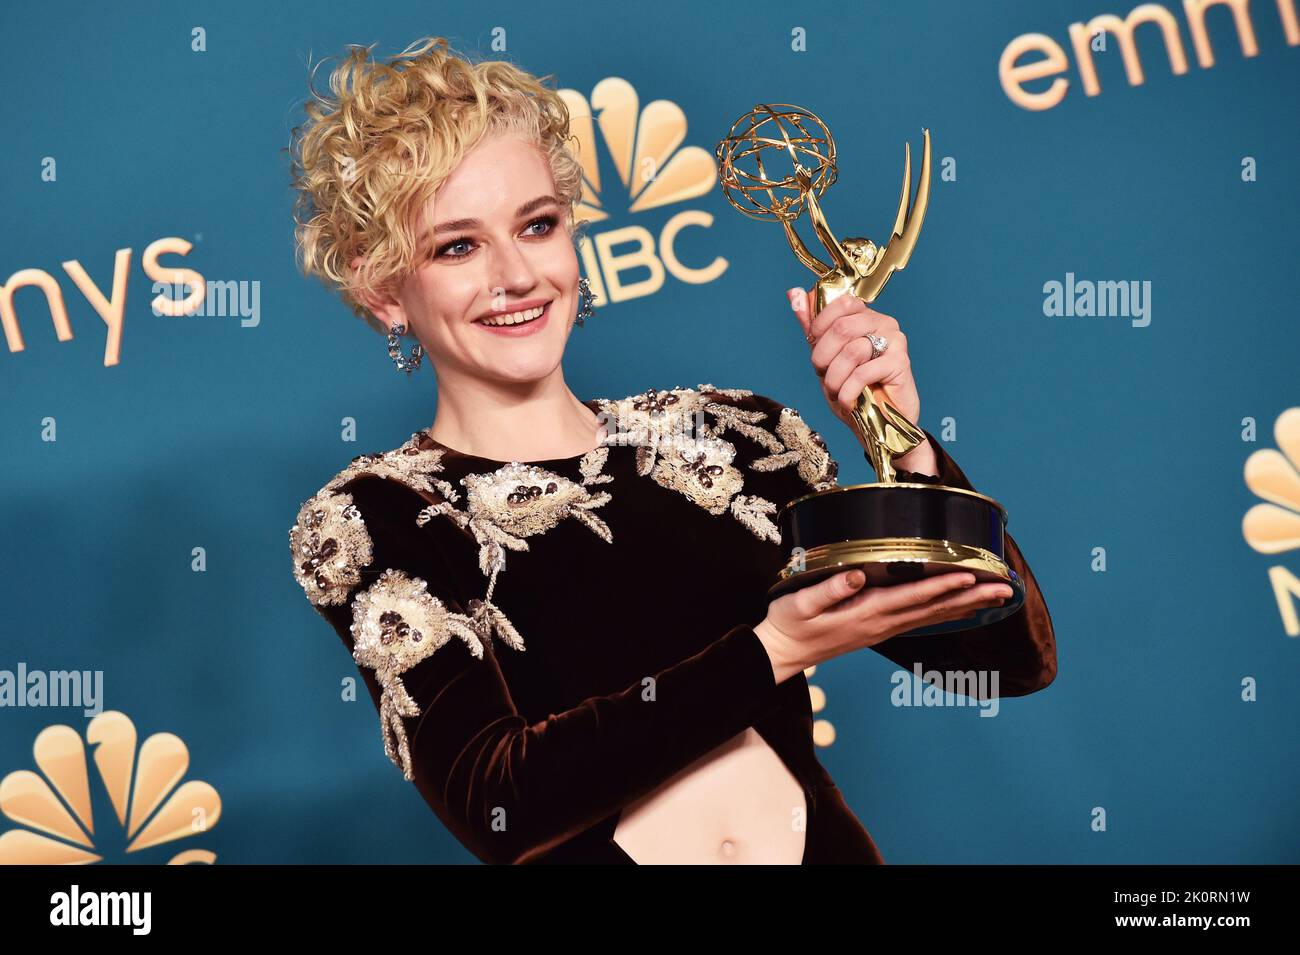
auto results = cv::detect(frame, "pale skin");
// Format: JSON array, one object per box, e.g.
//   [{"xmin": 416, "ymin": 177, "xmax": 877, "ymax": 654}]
[
  {"xmin": 353, "ymin": 129, "xmax": 1010, "ymax": 864},
  {"xmin": 353, "ymin": 130, "xmax": 601, "ymax": 463}
]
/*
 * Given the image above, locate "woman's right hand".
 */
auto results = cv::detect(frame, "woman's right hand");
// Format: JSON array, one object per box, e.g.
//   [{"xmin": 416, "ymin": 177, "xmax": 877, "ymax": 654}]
[{"xmin": 753, "ymin": 569, "xmax": 1014, "ymax": 684}]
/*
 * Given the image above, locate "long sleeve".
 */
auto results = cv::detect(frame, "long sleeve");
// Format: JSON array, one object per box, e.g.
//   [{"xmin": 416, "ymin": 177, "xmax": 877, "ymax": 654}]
[
  {"xmin": 868, "ymin": 428, "xmax": 1058, "ymax": 696},
  {"xmin": 744, "ymin": 394, "xmax": 1057, "ymax": 698},
  {"xmin": 290, "ymin": 472, "xmax": 784, "ymax": 865}
]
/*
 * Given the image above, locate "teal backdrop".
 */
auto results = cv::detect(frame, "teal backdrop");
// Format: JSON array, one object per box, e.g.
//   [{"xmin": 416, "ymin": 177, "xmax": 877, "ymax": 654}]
[{"xmin": 1, "ymin": 0, "xmax": 1297, "ymax": 863}]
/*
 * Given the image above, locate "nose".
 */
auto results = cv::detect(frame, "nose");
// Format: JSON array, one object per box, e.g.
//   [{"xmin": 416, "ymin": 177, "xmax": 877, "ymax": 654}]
[{"xmin": 488, "ymin": 234, "xmax": 539, "ymax": 293}]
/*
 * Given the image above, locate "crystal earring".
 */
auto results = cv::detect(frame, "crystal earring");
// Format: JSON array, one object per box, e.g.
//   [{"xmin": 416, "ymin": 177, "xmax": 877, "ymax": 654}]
[
  {"xmin": 576, "ymin": 276, "xmax": 595, "ymax": 327},
  {"xmin": 386, "ymin": 322, "xmax": 423, "ymax": 374}
]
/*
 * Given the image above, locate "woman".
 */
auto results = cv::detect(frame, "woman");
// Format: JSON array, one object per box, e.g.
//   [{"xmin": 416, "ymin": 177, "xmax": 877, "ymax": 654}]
[{"xmin": 286, "ymin": 36, "xmax": 1057, "ymax": 865}]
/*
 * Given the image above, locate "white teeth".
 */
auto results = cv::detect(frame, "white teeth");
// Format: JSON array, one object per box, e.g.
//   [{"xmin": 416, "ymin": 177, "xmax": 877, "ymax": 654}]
[{"xmin": 477, "ymin": 304, "xmax": 546, "ymax": 326}]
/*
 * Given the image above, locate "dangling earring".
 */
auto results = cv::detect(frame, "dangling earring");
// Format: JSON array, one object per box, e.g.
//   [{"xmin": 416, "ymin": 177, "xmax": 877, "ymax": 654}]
[
  {"xmin": 386, "ymin": 322, "xmax": 423, "ymax": 374},
  {"xmin": 575, "ymin": 276, "xmax": 595, "ymax": 327}
]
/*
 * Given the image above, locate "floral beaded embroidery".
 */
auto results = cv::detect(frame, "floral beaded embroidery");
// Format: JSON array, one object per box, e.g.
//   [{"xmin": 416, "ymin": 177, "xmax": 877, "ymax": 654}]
[
  {"xmin": 293, "ymin": 385, "xmax": 833, "ymax": 606},
  {"xmin": 418, "ymin": 459, "xmax": 614, "ymax": 578},
  {"xmin": 412, "ymin": 457, "xmax": 614, "ymax": 650},
  {"xmin": 421, "ymin": 462, "xmax": 613, "ymax": 574},
  {"xmin": 349, "ymin": 567, "xmax": 484, "ymax": 780},
  {"xmin": 649, "ymin": 431, "xmax": 781, "ymax": 544},
  {"xmin": 289, "ymin": 438, "xmax": 458, "ymax": 608},
  {"xmin": 293, "ymin": 383, "xmax": 840, "ymax": 777},
  {"xmin": 750, "ymin": 406, "xmax": 840, "ymax": 492},
  {"xmin": 331, "ymin": 438, "xmax": 462, "ymax": 502},
  {"xmin": 288, "ymin": 490, "xmax": 373, "ymax": 606},
  {"xmin": 593, "ymin": 382, "xmax": 784, "ymax": 478}
]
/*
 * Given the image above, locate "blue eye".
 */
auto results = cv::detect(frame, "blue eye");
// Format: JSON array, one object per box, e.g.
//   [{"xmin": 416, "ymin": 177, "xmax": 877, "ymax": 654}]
[
  {"xmin": 526, "ymin": 215, "xmax": 557, "ymax": 236},
  {"xmin": 434, "ymin": 215, "xmax": 559, "ymax": 260},
  {"xmin": 439, "ymin": 239, "xmax": 473, "ymax": 258}
]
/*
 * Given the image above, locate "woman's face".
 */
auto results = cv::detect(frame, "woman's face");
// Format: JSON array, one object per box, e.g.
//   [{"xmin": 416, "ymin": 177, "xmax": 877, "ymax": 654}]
[{"xmin": 387, "ymin": 130, "xmax": 581, "ymax": 385}]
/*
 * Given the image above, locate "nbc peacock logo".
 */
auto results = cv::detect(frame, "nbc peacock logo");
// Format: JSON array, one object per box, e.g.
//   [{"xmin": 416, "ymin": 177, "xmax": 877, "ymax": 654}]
[
  {"xmin": 0, "ymin": 711, "xmax": 222, "ymax": 864},
  {"xmin": 1242, "ymin": 407, "xmax": 1300, "ymax": 637},
  {"xmin": 558, "ymin": 77, "xmax": 724, "ymax": 305}
]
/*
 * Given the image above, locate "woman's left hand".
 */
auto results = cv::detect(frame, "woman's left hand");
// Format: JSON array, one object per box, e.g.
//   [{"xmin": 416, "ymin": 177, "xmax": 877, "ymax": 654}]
[{"xmin": 787, "ymin": 286, "xmax": 921, "ymax": 429}]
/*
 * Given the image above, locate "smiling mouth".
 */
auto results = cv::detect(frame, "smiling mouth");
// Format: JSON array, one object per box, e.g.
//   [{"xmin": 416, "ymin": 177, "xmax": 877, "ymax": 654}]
[{"xmin": 474, "ymin": 301, "xmax": 551, "ymax": 327}]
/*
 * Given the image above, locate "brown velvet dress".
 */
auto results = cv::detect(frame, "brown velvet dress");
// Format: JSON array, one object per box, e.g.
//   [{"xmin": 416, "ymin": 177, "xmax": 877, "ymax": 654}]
[{"xmin": 288, "ymin": 383, "xmax": 1057, "ymax": 864}]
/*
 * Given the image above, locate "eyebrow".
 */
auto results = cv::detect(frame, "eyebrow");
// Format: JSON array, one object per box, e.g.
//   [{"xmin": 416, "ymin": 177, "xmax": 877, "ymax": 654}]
[{"xmin": 432, "ymin": 195, "xmax": 561, "ymax": 235}]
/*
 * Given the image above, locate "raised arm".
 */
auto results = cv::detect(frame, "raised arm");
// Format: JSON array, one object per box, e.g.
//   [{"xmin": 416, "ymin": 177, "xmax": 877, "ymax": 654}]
[{"xmin": 291, "ymin": 474, "xmax": 785, "ymax": 865}]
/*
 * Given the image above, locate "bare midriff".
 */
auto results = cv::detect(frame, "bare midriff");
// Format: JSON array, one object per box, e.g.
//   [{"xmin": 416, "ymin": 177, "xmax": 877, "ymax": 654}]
[{"xmin": 612, "ymin": 727, "xmax": 807, "ymax": 864}]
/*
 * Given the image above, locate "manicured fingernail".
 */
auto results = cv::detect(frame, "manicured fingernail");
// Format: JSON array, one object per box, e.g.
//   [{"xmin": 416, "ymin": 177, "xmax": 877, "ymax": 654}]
[
  {"xmin": 962, "ymin": 576, "xmax": 976, "ymax": 587},
  {"xmin": 848, "ymin": 570, "xmax": 865, "ymax": 587},
  {"xmin": 997, "ymin": 587, "xmax": 1013, "ymax": 598}
]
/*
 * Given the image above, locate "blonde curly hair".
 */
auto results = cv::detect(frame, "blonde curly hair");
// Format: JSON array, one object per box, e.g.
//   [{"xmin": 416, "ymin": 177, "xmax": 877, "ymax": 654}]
[{"xmin": 288, "ymin": 36, "xmax": 584, "ymax": 335}]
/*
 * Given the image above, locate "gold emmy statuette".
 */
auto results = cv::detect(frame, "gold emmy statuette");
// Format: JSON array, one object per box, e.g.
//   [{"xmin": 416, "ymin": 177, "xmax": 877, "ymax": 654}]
[{"xmin": 715, "ymin": 104, "xmax": 1024, "ymax": 635}]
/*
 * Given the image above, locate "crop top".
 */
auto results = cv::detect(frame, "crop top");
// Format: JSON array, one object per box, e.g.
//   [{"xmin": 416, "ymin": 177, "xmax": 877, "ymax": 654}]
[{"xmin": 288, "ymin": 382, "xmax": 1057, "ymax": 864}]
